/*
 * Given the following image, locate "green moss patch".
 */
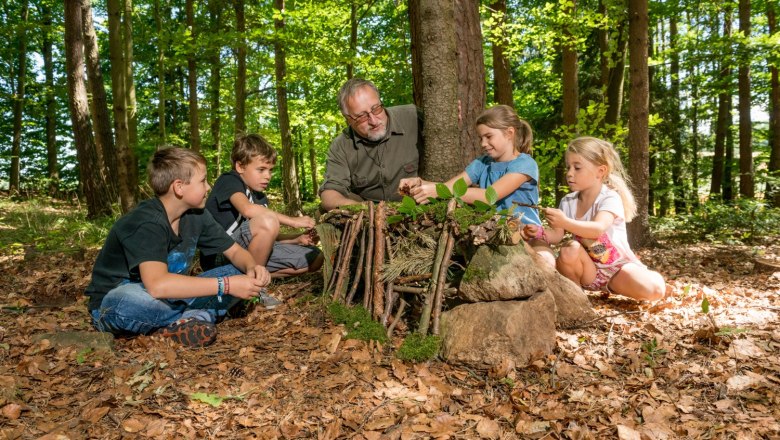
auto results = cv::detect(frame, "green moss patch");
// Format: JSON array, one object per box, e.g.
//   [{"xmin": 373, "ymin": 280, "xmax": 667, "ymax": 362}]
[
  {"xmin": 396, "ymin": 333, "xmax": 441, "ymax": 362},
  {"xmin": 327, "ymin": 302, "xmax": 388, "ymax": 343}
]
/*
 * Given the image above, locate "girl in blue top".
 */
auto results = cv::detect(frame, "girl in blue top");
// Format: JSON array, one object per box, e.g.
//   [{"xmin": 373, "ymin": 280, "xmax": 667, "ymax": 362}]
[{"xmin": 400, "ymin": 105, "xmax": 550, "ymax": 256}]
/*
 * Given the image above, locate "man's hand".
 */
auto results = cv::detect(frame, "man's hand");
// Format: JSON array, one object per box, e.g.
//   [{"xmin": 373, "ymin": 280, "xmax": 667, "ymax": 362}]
[
  {"xmin": 398, "ymin": 177, "xmax": 422, "ymax": 196},
  {"xmin": 410, "ymin": 183, "xmax": 437, "ymax": 205}
]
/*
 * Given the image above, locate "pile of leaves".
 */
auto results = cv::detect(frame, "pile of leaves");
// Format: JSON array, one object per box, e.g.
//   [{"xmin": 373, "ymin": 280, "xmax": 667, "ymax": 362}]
[{"xmin": 1, "ymin": 199, "xmax": 779, "ymax": 438}]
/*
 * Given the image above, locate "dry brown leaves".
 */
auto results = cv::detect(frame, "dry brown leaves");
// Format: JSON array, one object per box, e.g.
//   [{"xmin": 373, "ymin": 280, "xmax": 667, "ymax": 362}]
[{"xmin": 0, "ymin": 240, "xmax": 778, "ymax": 439}]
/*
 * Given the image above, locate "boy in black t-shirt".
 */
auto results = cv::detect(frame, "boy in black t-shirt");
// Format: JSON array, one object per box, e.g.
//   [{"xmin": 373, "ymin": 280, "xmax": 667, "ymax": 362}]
[
  {"xmin": 204, "ymin": 134, "xmax": 323, "ymax": 309},
  {"xmin": 86, "ymin": 148, "xmax": 270, "ymax": 347}
]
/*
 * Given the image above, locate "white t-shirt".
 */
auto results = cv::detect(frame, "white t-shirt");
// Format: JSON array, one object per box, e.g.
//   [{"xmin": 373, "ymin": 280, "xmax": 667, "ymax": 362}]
[{"xmin": 558, "ymin": 185, "xmax": 641, "ymax": 268}]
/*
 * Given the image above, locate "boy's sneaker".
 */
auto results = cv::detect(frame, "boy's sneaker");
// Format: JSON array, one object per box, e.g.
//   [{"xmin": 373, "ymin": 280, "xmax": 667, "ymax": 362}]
[
  {"xmin": 259, "ymin": 289, "xmax": 282, "ymax": 310},
  {"xmin": 154, "ymin": 318, "xmax": 216, "ymax": 347}
]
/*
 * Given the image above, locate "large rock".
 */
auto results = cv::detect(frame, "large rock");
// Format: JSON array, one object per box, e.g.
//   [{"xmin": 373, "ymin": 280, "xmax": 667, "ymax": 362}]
[
  {"xmin": 439, "ymin": 290, "xmax": 556, "ymax": 368},
  {"xmin": 458, "ymin": 243, "xmax": 596, "ymax": 328}
]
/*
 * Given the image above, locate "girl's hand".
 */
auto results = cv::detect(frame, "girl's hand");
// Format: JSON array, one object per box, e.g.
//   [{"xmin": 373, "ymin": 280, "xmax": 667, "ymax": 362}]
[
  {"xmin": 411, "ymin": 183, "xmax": 437, "ymax": 204},
  {"xmin": 542, "ymin": 208, "xmax": 569, "ymax": 230},
  {"xmin": 521, "ymin": 224, "xmax": 539, "ymax": 241}
]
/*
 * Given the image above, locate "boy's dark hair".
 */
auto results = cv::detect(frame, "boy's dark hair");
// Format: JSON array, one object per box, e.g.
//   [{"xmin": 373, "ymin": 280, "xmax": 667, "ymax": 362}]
[
  {"xmin": 232, "ymin": 133, "xmax": 278, "ymax": 167},
  {"xmin": 148, "ymin": 147, "xmax": 207, "ymax": 196}
]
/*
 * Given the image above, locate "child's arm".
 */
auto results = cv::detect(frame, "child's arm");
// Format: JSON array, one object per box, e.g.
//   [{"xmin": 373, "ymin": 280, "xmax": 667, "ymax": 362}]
[
  {"xmin": 543, "ymin": 207, "xmax": 616, "ymax": 240},
  {"xmin": 522, "ymin": 224, "xmax": 566, "ymax": 244},
  {"xmin": 409, "ymin": 172, "xmax": 472, "ymax": 204},
  {"xmin": 460, "ymin": 173, "xmax": 530, "ymax": 205},
  {"xmin": 275, "ymin": 212, "xmax": 316, "ymax": 229},
  {"xmin": 223, "ymin": 243, "xmax": 272, "ymax": 285}
]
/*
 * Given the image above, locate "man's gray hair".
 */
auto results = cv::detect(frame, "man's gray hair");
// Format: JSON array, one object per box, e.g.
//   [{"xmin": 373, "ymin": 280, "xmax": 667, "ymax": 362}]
[{"xmin": 338, "ymin": 78, "xmax": 380, "ymax": 115}]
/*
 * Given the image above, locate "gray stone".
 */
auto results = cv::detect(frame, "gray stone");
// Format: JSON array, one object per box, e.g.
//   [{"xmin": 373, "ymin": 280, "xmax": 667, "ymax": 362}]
[
  {"xmin": 439, "ymin": 290, "xmax": 556, "ymax": 368},
  {"xmin": 32, "ymin": 331, "xmax": 114, "ymax": 350}
]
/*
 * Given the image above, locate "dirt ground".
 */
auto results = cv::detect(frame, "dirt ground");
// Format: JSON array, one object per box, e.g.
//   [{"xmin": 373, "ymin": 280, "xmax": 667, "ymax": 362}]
[{"xmin": 0, "ymin": 239, "xmax": 778, "ymax": 439}]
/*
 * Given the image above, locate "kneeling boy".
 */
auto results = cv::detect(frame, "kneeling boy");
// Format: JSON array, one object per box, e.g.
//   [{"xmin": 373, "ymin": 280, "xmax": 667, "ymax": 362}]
[
  {"xmin": 204, "ymin": 134, "xmax": 323, "ymax": 308},
  {"xmin": 86, "ymin": 148, "xmax": 270, "ymax": 347}
]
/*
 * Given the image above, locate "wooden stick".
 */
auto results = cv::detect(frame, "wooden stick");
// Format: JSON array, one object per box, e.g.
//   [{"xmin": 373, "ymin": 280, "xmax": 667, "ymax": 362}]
[
  {"xmin": 418, "ymin": 199, "xmax": 456, "ymax": 335},
  {"xmin": 372, "ymin": 201, "xmax": 386, "ymax": 320},
  {"xmin": 392, "ymin": 285, "xmax": 427, "ymax": 294},
  {"xmin": 345, "ymin": 225, "xmax": 367, "ymax": 305},
  {"xmin": 326, "ymin": 218, "xmax": 351, "ymax": 294},
  {"xmin": 381, "ymin": 283, "xmax": 396, "ymax": 326},
  {"xmin": 432, "ymin": 232, "xmax": 456, "ymax": 335},
  {"xmin": 512, "ymin": 201, "xmax": 543, "ymax": 210},
  {"xmin": 363, "ymin": 202, "xmax": 375, "ymax": 311},
  {"xmin": 386, "ymin": 298, "xmax": 408, "ymax": 338},
  {"xmin": 332, "ymin": 210, "xmax": 364, "ymax": 302},
  {"xmin": 395, "ymin": 273, "xmax": 432, "ymax": 285}
]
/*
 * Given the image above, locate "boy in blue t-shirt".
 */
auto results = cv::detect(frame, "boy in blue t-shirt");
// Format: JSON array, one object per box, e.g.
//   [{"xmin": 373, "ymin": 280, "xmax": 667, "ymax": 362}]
[
  {"xmin": 204, "ymin": 134, "xmax": 323, "ymax": 308},
  {"xmin": 86, "ymin": 148, "xmax": 270, "ymax": 347}
]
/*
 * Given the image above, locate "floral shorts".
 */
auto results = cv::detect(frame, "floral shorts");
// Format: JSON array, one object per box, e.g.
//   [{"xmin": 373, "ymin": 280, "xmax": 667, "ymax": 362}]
[{"xmin": 576, "ymin": 233, "xmax": 633, "ymax": 292}]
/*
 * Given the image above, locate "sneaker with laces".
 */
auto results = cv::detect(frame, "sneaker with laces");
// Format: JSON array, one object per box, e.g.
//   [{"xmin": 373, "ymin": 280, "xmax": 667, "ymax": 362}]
[
  {"xmin": 154, "ymin": 318, "xmax": 216, "ymax": 347},
  {"xmin": 259, "ymin": 289, "xmax": 282, "ymax": 310}
]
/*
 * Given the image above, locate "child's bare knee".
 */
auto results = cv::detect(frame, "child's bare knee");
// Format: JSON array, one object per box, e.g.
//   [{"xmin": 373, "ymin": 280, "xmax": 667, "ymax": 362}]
[
  {"xmin": 250, "ymin": 214, "xmax": 280, "ymax": 235},
  {"xmin": 557, "ymin": 241, "xmax": 581, "ymax": 264}
]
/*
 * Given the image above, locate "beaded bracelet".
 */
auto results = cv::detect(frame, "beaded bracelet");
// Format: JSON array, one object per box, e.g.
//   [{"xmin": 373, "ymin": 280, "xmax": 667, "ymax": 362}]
[
  {"xmin": 224, "ymin": 276, "xmax": 231, "ymax": 296},
  {"xmin": 216, "ymin": 276, "xmax": 225, "ymax": 303},
  {"xmin": 534, "ymin": 225, "xmax": 551, "ymax": 245}
]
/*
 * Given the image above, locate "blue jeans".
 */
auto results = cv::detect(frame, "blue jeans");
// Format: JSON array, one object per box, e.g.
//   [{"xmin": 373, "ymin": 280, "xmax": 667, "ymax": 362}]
[{"xmin": 90, "ymin": 265, "xmax": 244, "ymax": 336}]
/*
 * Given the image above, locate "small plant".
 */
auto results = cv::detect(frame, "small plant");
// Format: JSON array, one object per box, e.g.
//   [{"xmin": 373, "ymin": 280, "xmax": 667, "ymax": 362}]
[
  {"xmin": 641, "ymin": 337, "xmax": 667, "ymax": 368},
  {"xmin": 327, "ymin": 302, "xmax": 388, "ymax": 343},
  {"xmin": 396, "ymin": 333, "xmax": 440, "ymax": 362},
  {"xmin": 76, "ymin": 347, "xmax": 93, "ymax": 365}
]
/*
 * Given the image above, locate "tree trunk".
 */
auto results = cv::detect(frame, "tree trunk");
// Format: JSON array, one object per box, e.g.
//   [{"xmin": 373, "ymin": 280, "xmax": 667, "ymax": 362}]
[
  {"xmin": 769, "ymin": 2, "xmax": 780, "ymax": 207},
  {"xmin": 64, "ymin": 0, "xmax": 112, "ymax": 218},
  {"xmin": 627, "ymin": 0, "xmax": 651, "ymax": 247},
  {"xmin": 690, "ymin": 62, "xmax": 700, "ymax": 207},
  {"xmin": 489, "ymin": 0, "xmax": 513, "ymax": 107},
  {"xmin": 455, "ymin": 0, "xmax": 486, "ymax": 166},
  {"xmin": 408, "ymin": 0, "xmax": 423, "ymax": 107},
  {"xmin": 308, "ymin": 130, "xmax": 318, "ymax": 197},
  {"xmin": 108, "ymin": 0, "xmax": 137, "ymax": 213},
  {"xmin": 347, "ymin": 1, "xmax": 357, "ymax": 79},
  {"xmin": 155, "ymin": 0, "xmax": 166, "ymax": 144},
  {"xmin": 738, "ymin": 0, "xmax": 753, "ymax": 197},
  {"xmin": 558, "ymin": 0, "xmax": 579, "ymax": 203},
  {"xmin": 711, "ymin": 11, "xmax": 731, "ymax": 198},
  {"xmin": 123, "ymin": 0, "xmax": 139, "ymax": 194},
  {"xmin": 234, "ymin": 0, "xmax": 246, "ymax": 133},
  {"xmin": 186, "ymin": 0, "xmax": 201, "ymax": 151},
  {"xmin": 274, "ymin": 0, "xmax": 301, "ymax": 215},
  {"xmin": 82, "ymin": 0, "xmax": 119, "ymax": 201},
  {"xmin": 209, "ymin": 0, "xmax": 222, "ymax": 172},
  {"xmin": 9, "ymin": 1, "xmax": 29, "ymax": 192},
  {"xmin": 42, "ymin": 3, "xmax": 59, "ymax": 191},
  {"xmin": 605, "ymin": 19, "xmax": 628, "ymax": 128},
  {"xmin": 409, "ymin": 0, "xmax": 461, "ymax": 181},
  {"xmin": 669, "ymin": 17, "xmax": 686, "ymax": 212}
]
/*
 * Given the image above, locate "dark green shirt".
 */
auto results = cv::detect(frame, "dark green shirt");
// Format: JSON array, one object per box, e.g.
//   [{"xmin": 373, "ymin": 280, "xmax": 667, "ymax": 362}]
[
  {"xmin": 85, "ymin": 198, "xmax": 235, "ymax": 311},
  {"xmin": 319, "ymin": 104, "xmax": 423, "ymax": 202}
]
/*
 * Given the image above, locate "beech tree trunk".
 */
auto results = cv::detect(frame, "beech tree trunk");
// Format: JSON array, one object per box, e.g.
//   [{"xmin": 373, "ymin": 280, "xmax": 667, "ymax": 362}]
[
  {"xmin": 627, "ymin": 0, "xmax": 651, "ymax": 247},
  {"xmin": 155, "ymin": 0, "xmax": 166, "ymax": 144},
  {"xmin": 669, "ymin": 17, "xmax": 686, "ymax": 212},
  {"xmin": 234, "ymin": 0, "xmax": 246, "ymax": 133},
  {"xmin": 737, "ymin": 0, "xmax": 754, "ymax": 197},
  {"xmin": 274, "ymin": 0, "xmax": 302, "ymax": 215},
  {"xmin": 42, "ymin": 3, "xmax": 59, "ymax": 191},
  {"xmin": 108, "ymin": 0, "xmax": 137, "ymax": 213},
  {"xmin": 489, "ymin": 0, "xmax": 513, "ymax": 107},
  {"xmin": 124, "ymin": 0, "xmax": 137, "ymax": 151},
  {"xmin": 82, "ymin": 0, "xmax": 118, "ymax": 201},
  {"xmin": 9, "ymin": 1, "xmax": 29, "ymax": 192},
  {"xmin": 64, "ymin": 0, "xmax": 112, "ymax": 218},
  {"xmin": 209, "ymin": 0, "xmax": 222, "ymax": 172},
  {"xmin": 605, "ymin": 20, "xmax": 628, "ymax": 128},
  {"xmin": 769, "ymin": 2, "xmax": 780, "ymax": 207},
  {"xmin": 409, "ymin": 0, "xmax": 461, "ymax": 182},
  {"xmin": 455, "ymin": 0, "xmax": 486, "ymax": 166},
  {"xmin": 408, "ymin": 0, "xmax": 423, "ymax": 108},
  {"xmin": 186, "ymin": 0, "xmax": 201, "ymax": 151},
  {"xmin": 711, "ymin": 11, "xmax": 732, "ymax": 198}
]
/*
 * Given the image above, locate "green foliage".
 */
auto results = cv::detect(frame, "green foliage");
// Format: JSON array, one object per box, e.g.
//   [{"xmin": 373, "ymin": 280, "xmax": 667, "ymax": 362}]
[
  {"xmin": 327, "ymin": 302, "xmax": 388, "ymax": 343},
  {"xmin": 652, "ymin": 199, "xmax": 780, "ymax": 244},
  {"xmin": 396, "ymin": 333, "xmax": 440, "ymax": 362},
  {"xmin": 189, "ymin": 391, "xmax": 248, "ymax": 407},
  {"xmin": 701, "ymin": 297, "xmax": 710, "ymax": 314},
  {"xmin": 641, "ymin": 337, "xmax": 667, "ymax": 368}
]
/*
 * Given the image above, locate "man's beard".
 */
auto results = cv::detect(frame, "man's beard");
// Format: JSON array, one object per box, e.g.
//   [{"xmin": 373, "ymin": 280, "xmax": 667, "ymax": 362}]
[{"xmin": 364, "ymin": 125, "xmax": 387, "ymax": 142}]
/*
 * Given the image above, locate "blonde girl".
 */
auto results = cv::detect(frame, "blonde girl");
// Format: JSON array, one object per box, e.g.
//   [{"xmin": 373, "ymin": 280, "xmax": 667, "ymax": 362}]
[
  {"xmin": 400, "ymin": 105, "xmax": 542, "ymax": 227},
  {"xmin": 523, "ymin": 137, "xmax": 665, "ymax": 301}
]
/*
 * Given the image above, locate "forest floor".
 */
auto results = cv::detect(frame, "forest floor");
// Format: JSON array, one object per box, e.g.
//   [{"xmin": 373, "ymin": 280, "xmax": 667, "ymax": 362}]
[{"xmin": 0, "ymin": 202, "xmax": 779, "ymax": 439}]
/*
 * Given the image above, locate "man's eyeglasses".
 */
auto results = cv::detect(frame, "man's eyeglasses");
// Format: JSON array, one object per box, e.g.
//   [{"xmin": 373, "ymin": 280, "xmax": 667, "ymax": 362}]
[{"xmin": 346, "ymin": 103, "xmax": 384, "ymax": 124}]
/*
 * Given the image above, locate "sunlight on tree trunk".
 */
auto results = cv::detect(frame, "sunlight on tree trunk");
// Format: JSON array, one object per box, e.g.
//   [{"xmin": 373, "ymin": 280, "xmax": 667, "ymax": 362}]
[
  {"xmin": 209, "ymin": 0, "xmax": 222, "ymax": 173},
  {"xmin": 670, "ymin": 17, "xmax": 686, "ymax": 213},
  {"xmin": 558, "ymin": 0, "xmax": 578, "ymax": 203},
  {"xmin": 455, "ymin": 0, "xmax": 486, "ymax": 166},
  {"xmin": 489, "ymin": 0, "xmax": 513, "ymax": 107},
  {"xmin": 155, "ymin": 0, "xmax": 166, "ymax": 145},
  {"xmin": 186, "ymin": 0, "xmax": 201, "ymax": 151},
  {"xmin": 234, "ymin": 0, "xmax": 246, "ymax": 134},
  {"xmin": 10, "ymin": 1, "xmax": 28, "ymax": 192},
  {"xmin": 738, "ymin": 0, "xmax": 754, "ymax": 197},
  {"xmin": 42, "ymin": 4, "xmax": 59, "ymax": 192}
]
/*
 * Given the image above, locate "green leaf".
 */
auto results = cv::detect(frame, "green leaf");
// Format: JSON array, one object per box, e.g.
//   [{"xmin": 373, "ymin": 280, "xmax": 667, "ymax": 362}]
[
  {"xmin": 401, "ymin": 195, "xmax": 417, "ymax": 210},
  {"xmin": 435, "ymin": 183, "xmax": 453, "ymax": 199},
  {"xmin": 472, "ymin": 200, "xmax": 492, "ymax": 213},
  {"xmin": 190, "ymin": 392, "xmax": 225, "ymax": 407},
  {"xmin": 485, "ymin": 186, "xmax": 498, "ymax": 205},
  {"xmin": 386, "ymin": 215, "xmax": 404, "ymax": 225},
  {"xmin": 701, "ymin": 297, "xmax": 710, "ymax": 314},
  {"xmin": 453, "ymin": 178, "xmax": 468, "ymax": 198}
]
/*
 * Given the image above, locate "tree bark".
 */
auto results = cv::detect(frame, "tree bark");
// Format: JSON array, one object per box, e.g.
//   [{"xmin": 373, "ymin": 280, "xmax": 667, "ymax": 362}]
[
  {"xmin": 209, "ymin": 0, "xmax": 222, "ymax": 172},
  {"xmin": 308, "ymin": 130, "xmax": 319, "ymax": 197},
  {"xmin": 347, "ymin": 0, "xmax": 357, "ymax": 80},
  {"xmin": 769, "ymin": 2, "xmax": 780, "ymax": 207},
  {"xmin": 234, "ymin": 0, "xmax": 246, "ymax": 133},
  {"xmin": 455, "ymin": 0, "xmax": 486, "ymax": 166},
  {"xmin": 108, "ymin": 0, "xmax": 137, "ymax": 212},
  {"xmin": 274, "ymin": 0, "xmax": 302, "ymax": 215},
  {"xmin": 737, "ymin": 0, "xmax": 753, "ymax": 197},
  {"xmin": 82, "ymin": 0, "xmax": 118, "ymax": 201},
  {"xmin": 64, "ymin": 0, "xmax": 112, "ymax": 218},
  {"xmin": 410, "ymin": 0, "xmax": 461, "ymax": 181},
  {"xmin": 123, "ymin": 0, "xmax": 138, "ymax": 151},
  {"xmin": 186, "ymin": 0, "xmax": 201, "ymax": 151},
  {"xmin": 42, "ymin": 3, "xmax": 59, "ymax": 191},
  {"xmin": 627, "ymin": 0, "xmax": 651, "ymax": 247},
  {"xmin": 669, "ymin": 16, "xmax": 686, "ymax": 212},
  {"xmin": 9, "ymin": 1, "xmax": 29, "ymax": 192},
  {"xmin": 489, "ymin": 0, "xmax": 513, "ymax": 107},
  {"xmin": 711, "ymin": 11, "xmax": 732, "ymax": 198},
  {"xmin": 604, "ymin": 19, "xmax": 628, "ymax": 128},
  {"xmin": 408, "ymin": 0, "xmax": 423, "ymax": 107},
  {"xmin": 155, "ymin": 0, "xmax": 166, "ymax": 144}
]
